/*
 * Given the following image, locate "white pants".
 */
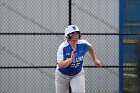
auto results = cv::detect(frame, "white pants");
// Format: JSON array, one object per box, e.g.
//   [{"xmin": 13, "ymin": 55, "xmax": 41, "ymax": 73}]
[{"xmin": 55, "ymin": 69, "xmax": 85, "ymax": 93}]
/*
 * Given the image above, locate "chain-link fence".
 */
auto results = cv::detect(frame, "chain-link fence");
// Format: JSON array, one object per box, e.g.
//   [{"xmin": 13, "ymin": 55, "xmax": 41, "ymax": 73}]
[{"xmin": 0, "ymin": 0, "xmax": 139, "ymax": 93}]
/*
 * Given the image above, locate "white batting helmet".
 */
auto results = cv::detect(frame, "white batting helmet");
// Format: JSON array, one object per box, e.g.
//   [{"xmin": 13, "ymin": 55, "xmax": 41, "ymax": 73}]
[{"xmin": 64, "ymin": 25, "xmax": 80, "ymax": 38}]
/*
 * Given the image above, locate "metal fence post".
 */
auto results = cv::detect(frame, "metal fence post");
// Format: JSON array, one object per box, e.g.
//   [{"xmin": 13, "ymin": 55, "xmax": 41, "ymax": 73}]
[{"xmin": 69, "ymin": 0, "xmax": 72, "ymax": 93}]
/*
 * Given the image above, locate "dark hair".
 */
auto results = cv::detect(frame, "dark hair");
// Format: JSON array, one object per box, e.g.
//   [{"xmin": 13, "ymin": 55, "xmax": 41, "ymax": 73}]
[{"xmin": 67, "ymin": 31, "xmax": 81, "ymax": 40}]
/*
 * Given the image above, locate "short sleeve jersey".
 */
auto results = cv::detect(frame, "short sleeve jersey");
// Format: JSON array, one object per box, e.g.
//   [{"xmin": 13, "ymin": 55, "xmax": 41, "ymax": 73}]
[{"xmin": 56, "ymin": 39, "xmax": 91, "ymax": 76}]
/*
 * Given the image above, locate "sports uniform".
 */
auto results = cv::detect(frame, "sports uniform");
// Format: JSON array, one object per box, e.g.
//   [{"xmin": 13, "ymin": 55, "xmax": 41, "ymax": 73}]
[{"xmin": 55, "ymin": 25, "xmax": 101, "ymax": 93}]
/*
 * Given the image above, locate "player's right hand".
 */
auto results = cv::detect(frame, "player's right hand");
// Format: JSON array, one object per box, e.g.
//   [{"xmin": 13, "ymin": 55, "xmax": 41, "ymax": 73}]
[{"xmin": 71, "ymin": 50, "xmax": 76, "ymax": 61}]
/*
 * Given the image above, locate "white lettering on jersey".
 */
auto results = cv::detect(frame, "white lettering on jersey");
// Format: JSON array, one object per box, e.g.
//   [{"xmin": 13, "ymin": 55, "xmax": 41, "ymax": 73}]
[{"xmin": 70, "ymin": 56, "xmax": 84, "ymax": 68}]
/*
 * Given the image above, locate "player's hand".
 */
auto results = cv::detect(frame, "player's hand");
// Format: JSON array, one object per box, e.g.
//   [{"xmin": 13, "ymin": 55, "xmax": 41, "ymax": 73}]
[
  {"xmin": 94, "ymin": 59, "xmax": 101, "ymax": 67},
  {"xmin": 71, "ymin": 50, "xmax": 76, "ymax": 61}
]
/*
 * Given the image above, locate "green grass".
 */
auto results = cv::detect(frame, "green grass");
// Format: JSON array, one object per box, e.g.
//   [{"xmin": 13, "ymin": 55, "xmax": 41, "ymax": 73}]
[{"xmin": 123, "ymin": 74, "xmax": 137, "ymax": 93}]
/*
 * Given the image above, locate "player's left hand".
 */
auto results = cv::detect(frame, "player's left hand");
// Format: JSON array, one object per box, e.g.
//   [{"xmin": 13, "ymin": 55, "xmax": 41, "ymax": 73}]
[{"xmin": 94, "ymin": 59, "xmax": 101, "ymax": 67}]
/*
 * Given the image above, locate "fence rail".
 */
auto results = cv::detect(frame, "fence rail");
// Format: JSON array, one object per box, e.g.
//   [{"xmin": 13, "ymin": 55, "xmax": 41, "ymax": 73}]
[
  {"xmin": 0, "ymin": 33, "xmax": 140, "ymax": 35},
  {"xmin": 0, "ymin": 65, "xmax": 136, "ymax": 69}
]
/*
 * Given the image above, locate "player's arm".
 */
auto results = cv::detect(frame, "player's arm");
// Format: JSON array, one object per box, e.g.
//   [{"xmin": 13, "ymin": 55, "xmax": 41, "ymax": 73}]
[
  {"xmin": 89, "ymin": 46, "xmax": 101, "ymax": 67},
  {"xmin": 57, "ymin": 58, "xmax": 72, "ymax": 68},
  {"xmin": 57, "ymin": 50, "xmax": 76, "ymax": 68}
]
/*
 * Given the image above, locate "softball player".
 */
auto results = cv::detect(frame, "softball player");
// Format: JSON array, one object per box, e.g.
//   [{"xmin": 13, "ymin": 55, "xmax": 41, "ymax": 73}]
[{"xmin": 55, "ymin": 25, "xmax": 101, "ymax": 93}]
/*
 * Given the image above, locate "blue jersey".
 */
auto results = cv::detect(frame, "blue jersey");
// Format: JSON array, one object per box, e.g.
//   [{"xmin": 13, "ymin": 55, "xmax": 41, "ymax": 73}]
[{"xmin": 56, "ymin": 39, "xmax": 91, "ymax": 76}]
